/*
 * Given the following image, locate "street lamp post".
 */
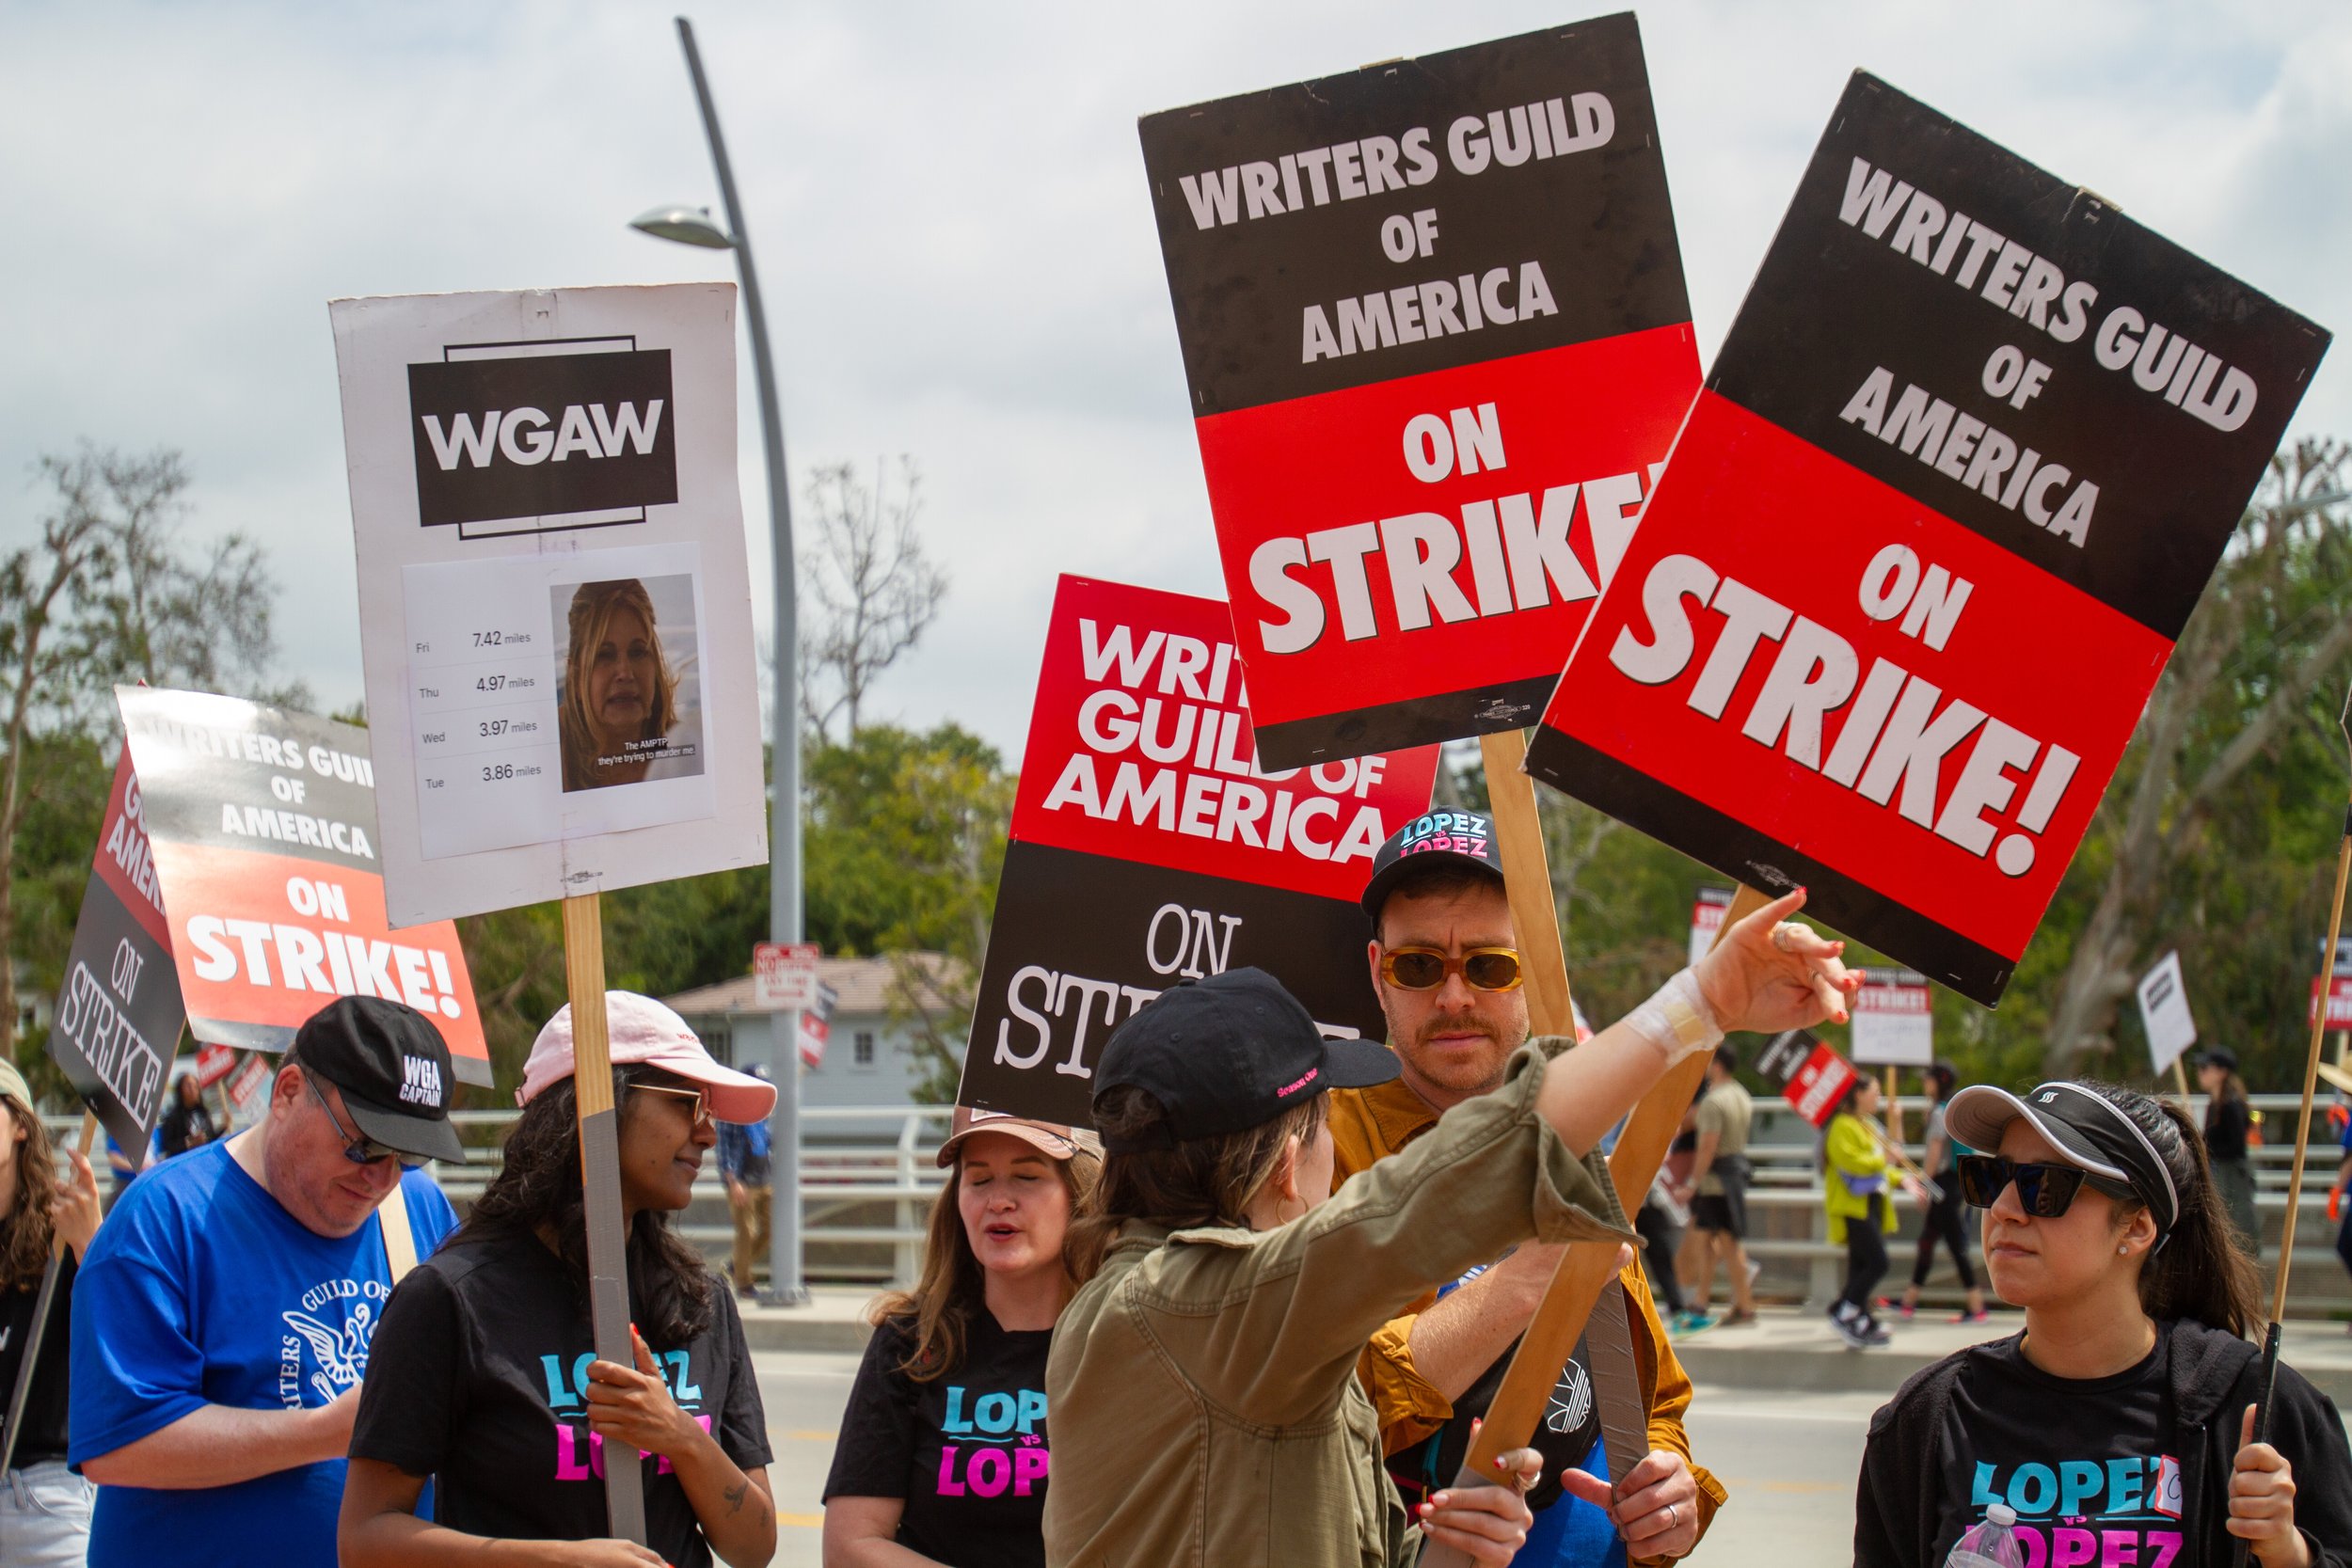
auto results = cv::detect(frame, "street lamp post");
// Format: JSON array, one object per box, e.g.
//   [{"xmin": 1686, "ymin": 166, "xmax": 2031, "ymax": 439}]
[{"xmin": 631, "ymin": 12, "xmax": 806, "ymax": 1307}]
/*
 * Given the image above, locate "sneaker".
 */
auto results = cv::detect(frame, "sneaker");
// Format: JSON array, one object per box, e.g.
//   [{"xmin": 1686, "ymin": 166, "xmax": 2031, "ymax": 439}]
[
  {"xmin": 1949, "ymin": 1308, "xmax": 1991, "ymax": 1325},
  {"xmin": 1896, "ymin": 1301, "xmax": 1917, "ymax": 1321},
  {"xmin": 1671, "ymin": 1310, "xmax": 1717, "ymax": 1337},
  {"xmin": 1720, "ymin": 1307, "xmax": 1758, "ymax": 1327},
  {"xmin": 1832, "ymin": 1309, "xmax": 1874, "ymax": 1350},
  {"xmin": 1860, "ymin": 1314, "xmax": 1894, "ymax": 1347}
]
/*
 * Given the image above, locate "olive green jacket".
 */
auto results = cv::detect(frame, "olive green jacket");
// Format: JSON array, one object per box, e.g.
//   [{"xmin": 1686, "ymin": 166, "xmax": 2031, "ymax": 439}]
[{"xmin": 1042, "ymin": 1042, "xmax": 1632, "ymax": 1568}]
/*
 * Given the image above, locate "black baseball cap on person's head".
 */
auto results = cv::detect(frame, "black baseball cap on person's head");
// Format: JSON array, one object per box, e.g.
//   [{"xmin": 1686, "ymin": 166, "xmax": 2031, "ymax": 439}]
[
  {"xmin": 1090, "ymin": 968, "xmax": 1399, "ymax": 1153},
  {"xmin": 291, "ymin": 996, "xmax": 468, "ymax": 1164},
  {"xmin": 1359, "ymin": 809, "xmax": 1504, "ymax": 926},
  {"xmin": 2194, "ymin": 1046, "xmax": 2238, "ymax": 1072},
  {"xmin": 1946, "ymin": 1081, "xmax": 2182, "ymax": 1239}
]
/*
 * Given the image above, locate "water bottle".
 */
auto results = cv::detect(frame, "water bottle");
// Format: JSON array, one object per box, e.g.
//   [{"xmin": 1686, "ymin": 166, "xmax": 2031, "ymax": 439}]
[{"xmin": 1944, "ymin": 1503, "xmax": 2026, "ymax": 1568}]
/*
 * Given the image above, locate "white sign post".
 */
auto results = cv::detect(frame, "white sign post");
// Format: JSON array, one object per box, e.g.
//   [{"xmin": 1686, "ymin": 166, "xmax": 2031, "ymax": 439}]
[{"xmin": 2137, "ymin": 950, "xmax": 2199, "ymax": 1081}]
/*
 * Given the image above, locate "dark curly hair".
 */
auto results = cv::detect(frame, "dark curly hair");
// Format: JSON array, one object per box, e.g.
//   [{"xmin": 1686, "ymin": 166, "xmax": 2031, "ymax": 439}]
[{"xmin": 453, "ymin": 1065, "xmax": 715, "ymax": 1349}]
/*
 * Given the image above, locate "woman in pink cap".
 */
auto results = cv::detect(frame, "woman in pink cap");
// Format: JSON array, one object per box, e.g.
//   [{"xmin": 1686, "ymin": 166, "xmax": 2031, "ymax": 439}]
[
  {"xmin": 821, "ymin": 1106, "xmax": 1100, "ymax": 1568},
  {"xmin": 340, "ymin": 991, "xmax": 780, "ymax": 1568}
]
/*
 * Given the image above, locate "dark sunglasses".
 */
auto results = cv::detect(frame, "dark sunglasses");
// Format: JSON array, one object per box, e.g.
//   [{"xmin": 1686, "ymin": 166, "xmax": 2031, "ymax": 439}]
[
  {"xmin": 1955, "ymin": 1154, "xmax": 2132, "ymax": 1218},
  {"xmin": 304, "ymin": 1071, "xmax": 426, "ymax": 1171},
  {"xmin": 1378, "ymin": 945, "xmax": 1525, "ymax": 992}
]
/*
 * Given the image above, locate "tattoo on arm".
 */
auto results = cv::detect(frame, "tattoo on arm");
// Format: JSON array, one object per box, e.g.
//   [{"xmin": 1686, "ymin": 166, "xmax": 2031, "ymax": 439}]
[{"xmin": 724, "ymin": 1479, "xmax": 748, "ymax": 1516}]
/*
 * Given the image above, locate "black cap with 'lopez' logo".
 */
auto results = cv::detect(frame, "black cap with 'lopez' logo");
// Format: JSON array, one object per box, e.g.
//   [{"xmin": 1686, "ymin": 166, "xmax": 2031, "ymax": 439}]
[
  {"xmin": 292, "ymin": 996, "xmax": 468, "ymax": 1164},
  {"xmin": 1359, "ymin": 809, "xmax": 1504, "ymax": 926},
  {"xmin": 1090, "ymin": 968, "xmax": 1399, "ymax": 1153}
]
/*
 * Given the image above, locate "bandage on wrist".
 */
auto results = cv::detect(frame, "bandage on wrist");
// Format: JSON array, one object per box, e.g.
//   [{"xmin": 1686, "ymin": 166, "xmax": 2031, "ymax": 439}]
[{"xmin": 1625, "ymin": 969, "xmax": 1724, "ymax": 1064}]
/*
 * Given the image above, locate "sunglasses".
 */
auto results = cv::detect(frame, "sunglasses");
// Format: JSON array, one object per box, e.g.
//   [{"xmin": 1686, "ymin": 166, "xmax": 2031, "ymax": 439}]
[
  {"xmin": 1377, "ymin": 945, "xmax": 1525, "ymax": 992},
  {"xmin": 304, "ymin": 1071, "xmax": 426, "ymax": 1171},
  {"xmin": 633, "ymin": 1081, "xmax": 714, "ymax": 1127},
  {"xmin": 1955, "ymin": 1154, "xmax": 2133, "ymax": 1218}
]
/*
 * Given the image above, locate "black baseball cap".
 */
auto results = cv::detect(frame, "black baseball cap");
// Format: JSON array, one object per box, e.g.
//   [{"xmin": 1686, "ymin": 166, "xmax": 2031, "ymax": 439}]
[
  {"xmin": 2193, "ymin": 1046, "xmax": 2238, "ymax": 1072},
  {"xmin": 291, "ymin": 996, "xmax": 468, "ymax": 1164},
  {"xmin": 1091, "ymin": 968, "xmax": 1399, "ymax": 1153},
  {"xmin": 1359, "ymin": 809, "xmax": 1504, "ymax": 926},
  {"xmin": 1946, "ymin": 1081, "xmax": 2181, "ymax": 1238}
]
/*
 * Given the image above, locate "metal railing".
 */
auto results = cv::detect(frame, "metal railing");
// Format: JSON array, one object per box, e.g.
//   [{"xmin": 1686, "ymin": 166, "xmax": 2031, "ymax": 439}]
[{"xmin": 44, "ymin": 1092, "xmax": 2352, "ymax": 1311}]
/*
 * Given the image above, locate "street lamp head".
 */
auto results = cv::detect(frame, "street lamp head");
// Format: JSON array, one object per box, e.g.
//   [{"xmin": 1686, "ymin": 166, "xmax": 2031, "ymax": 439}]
[{"xmin": 628, "ymin": 204, "xmax": 735, "ymax": 249}]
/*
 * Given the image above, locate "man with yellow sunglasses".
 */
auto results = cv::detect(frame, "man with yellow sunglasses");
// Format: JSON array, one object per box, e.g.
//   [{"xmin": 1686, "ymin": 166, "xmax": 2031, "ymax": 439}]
[{"xmin": 1328, "ymin": 808, "xmax": 1721, "ymax": 1565}]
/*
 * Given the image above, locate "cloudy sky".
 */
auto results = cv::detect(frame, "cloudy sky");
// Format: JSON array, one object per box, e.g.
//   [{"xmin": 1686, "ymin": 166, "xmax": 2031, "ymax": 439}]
[{"xmin": 4, "ymin": 1, "xmax": 2345, "ymax": 761}]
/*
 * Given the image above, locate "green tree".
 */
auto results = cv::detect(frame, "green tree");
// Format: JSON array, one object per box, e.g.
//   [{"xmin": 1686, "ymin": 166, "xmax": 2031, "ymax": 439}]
[{"xmin": 4, "ymin": 446, "xmax": 291, "ymax": 1092}]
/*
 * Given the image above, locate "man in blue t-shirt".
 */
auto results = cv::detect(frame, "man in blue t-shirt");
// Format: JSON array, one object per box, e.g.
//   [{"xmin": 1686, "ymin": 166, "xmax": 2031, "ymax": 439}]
[
  {"xmin": 71, "ymin": 996, "xmax": 467, "ymax": 1568},
  {"xmin": 716, "ymin": 1061, "xmax": 772, "ymax": 1296}
]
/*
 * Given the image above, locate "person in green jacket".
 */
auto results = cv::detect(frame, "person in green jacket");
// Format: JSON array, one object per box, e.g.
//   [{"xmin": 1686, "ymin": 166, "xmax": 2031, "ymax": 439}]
[
  {"xmin": 1043, "ymin": 890, "xmax": 1861, "ymax": 1568},
  {"xmin": 1824, "ymin": 1076, "xmax": 1905, "ymax": 1349}
]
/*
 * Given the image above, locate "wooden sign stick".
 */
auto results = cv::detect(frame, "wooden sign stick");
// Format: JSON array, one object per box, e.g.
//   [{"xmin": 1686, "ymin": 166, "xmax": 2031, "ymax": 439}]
[
  {"xmin": 563, "ymin": 892, "xmax": 647, "ymax": 1544},
  {"xmin": 1421, "ymin": 845, "xmax": 1768, "ymax": 1568},
  {"xmin": 2231, "ymin": 695, "xmax": 2352, "ymax": 1568},
  {"xmin": 1, "ymin": 1113, "xmax": 100, "ymax": 1477}
]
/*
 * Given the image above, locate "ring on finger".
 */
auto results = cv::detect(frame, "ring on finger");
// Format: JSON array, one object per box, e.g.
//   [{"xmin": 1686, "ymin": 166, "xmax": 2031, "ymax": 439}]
[
  {"xmin": 1771, "ymin": 921, "xmax": 1802, "ymax": 952},
  {"xmin": 1666, "ymin": 1501, "xmax": 1678, "ymax": 1531}
]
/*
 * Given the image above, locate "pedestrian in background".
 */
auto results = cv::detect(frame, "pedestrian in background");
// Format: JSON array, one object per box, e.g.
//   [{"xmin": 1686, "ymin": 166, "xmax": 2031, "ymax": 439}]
[
  {"xmin": 1674, "ymin": 1044, "xmax": 1756, "ymax": 1331},
  {"xmin": 1897, "ymin": 1062, "xmax": 1988, "ymax": 1324},
  {"xmin": 2196, "ymin": 1047, "xmax": 2260, "ymax": 1256},
  {"xmin": 1823, "ymin": 1076, "xmax": 1900, "ymax": 1349},
  {"xmin": 822, "ymin": 1107, "xmax": 1099, "ymax": 1568},
  {"xmin": 157, "ymin": 1071, "xmax": 216, "ymax": 1160},
  {"xmin": 2332, "ymin": 1105, "xmax": 2352, "ymax": 1334},
  {"xmin": 719, "ymin": 1061, "xmax": 773, "ymax": 1299},
  {"xmin": 1, "ymin": 1058, "xmax": 103, "ymax": 1567}
]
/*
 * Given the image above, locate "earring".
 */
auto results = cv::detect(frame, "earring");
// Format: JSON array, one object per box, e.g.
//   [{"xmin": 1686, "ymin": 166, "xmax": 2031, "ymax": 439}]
[{"xmin": 2118, "ymin": 1246, "xmax": 2129, "ymax": 1256}]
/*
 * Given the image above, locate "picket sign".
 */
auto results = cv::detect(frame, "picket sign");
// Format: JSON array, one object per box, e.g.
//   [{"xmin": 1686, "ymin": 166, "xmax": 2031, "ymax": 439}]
[
  {"xmin": 562, "ymin": 893, "xmax": 647, "ymax": 1542},
  {"xmin": 1422, "ymin": 754, "xmax": 1765, "ymax": 1563},
  {"xmin": 0, "ymin": 1114, "xmax": 101, "ymax": 1476}
]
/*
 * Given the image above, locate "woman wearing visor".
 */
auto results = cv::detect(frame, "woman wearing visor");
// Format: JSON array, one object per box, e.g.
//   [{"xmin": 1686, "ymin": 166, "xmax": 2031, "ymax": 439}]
[{"xmin": 1854, "ymin": 1079, "xmax": 2352, "ymax": 1568}]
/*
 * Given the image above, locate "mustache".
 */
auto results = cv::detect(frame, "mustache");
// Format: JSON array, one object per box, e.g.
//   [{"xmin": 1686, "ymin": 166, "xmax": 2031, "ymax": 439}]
[{"xmin": 1412, "ymin": 1015, "xmax": 1503, "ymax": 1049}]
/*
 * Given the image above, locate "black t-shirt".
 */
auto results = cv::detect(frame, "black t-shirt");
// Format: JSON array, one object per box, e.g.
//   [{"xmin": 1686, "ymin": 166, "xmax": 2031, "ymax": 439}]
[
  {"xmin": 158, "ymin": 1100, "xmax": 215, "ymax": 1158},
  {"xmin": 824, "ymin": 1309, "xmax": 1055, "ymax": 1568},
  {"xmin": 0, "ymin": 1245, "xmax": 74, "ymax": 1466},
  {"xmin": 2204, "ymin": 1097, "xmax": 2250, "ymax": 1163},
  {"xmin": 350, "ymin": 1233, "xmax": 771, "ymax": 1568},
  {"xmin": 1934, "ymin": 1331, "xmax": 2182, "ymax": 1564}
]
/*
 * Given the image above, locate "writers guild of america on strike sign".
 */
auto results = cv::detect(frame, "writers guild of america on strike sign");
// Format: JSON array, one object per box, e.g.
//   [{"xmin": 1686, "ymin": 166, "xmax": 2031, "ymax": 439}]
[{"xmin": 1527, "ymin": 73, "xmax": 2328, "ymax": 1005}]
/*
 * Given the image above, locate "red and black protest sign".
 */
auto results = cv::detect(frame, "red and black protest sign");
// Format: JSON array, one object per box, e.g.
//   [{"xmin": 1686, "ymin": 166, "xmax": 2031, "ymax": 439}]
[
  {"xmin": 1757, "ymin": 1030, "xmax": 1860, "ymax": 1129},
  {"xmin": 1527, "ymin": 72, "xmax": 2330, "ymax": 1005},
  {"xmin": 113, "ymin": 688, "xmax": 491, "ymax": 1079},
  {"xmin": 960, "ymin": 577, "xmax": 1439, "ymax": 1126},
  {"xmin": 50, "ymin": 749, "xmax": 188, "ymax": 1156},
  {"xmin": 1138, "ymin": 14, "xmax": 1697, "ymax": 768}
]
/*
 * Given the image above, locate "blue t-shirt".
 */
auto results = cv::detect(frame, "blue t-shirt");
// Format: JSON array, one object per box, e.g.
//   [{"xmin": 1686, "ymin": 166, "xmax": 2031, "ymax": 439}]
[
  {"xmin": 1517, "ymin": 1435, "xmax": 1628, "ymax": 1567},
  {"xmin": 69, "ymin": 1139, "xmax": 458, "ymax": 1568}
]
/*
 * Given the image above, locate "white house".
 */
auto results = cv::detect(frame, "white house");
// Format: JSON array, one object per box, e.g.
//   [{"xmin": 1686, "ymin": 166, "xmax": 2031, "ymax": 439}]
[{"xmin": 664, "ymin": 954, "xmax": 961, "ymax": 1138}]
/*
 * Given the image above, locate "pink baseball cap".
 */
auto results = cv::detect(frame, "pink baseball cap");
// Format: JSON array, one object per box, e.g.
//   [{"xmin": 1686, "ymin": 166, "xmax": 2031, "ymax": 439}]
[{"xmin": 519, "ymin": 991, "xmax": 777, "ymax": 1125}]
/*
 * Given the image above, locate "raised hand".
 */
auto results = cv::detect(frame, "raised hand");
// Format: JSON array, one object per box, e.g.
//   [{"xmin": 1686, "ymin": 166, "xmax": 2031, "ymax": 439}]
[{"xmin": 1692, "ymin": 889, "xmax": 1863, "ymax": 1036}]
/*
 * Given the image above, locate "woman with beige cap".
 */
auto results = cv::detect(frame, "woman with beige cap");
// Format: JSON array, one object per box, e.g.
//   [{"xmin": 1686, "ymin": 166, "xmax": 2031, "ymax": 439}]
[
  {"xmin": 0, "ymin": 1059, "xmax": 102, "ymax": 1566},
  {"xmin": 822, "ymin": 1106, "xmax": 1100, "ymax": 1568},
  {"xmin": 340, "ymin": 991, "xmax": 780, "ymax": 1568}
]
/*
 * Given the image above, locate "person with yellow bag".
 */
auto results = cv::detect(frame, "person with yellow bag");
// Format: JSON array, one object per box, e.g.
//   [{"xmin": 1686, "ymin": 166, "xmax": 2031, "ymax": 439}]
[{"xmin": 1823, "ymin": 1076, "xmax": 1905, "ymax": 1350}]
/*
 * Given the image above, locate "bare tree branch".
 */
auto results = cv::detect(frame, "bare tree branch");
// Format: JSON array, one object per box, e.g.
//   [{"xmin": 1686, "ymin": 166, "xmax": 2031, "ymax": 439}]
[{"xmin": 797, "ymin": 457, "xmax": 947, "ymax": 742}]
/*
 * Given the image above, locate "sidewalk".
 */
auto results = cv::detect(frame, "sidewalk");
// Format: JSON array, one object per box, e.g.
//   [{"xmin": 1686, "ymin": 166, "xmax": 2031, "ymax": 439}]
[{"xmin": 742, "ymin": 1291, "xmax": 2352, "ymax": 1402}]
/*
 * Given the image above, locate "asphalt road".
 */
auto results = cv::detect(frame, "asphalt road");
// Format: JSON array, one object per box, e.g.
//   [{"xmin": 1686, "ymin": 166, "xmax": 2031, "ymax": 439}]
[{"xmin": 752, "ymin": 1350, "xmax": 1889, "ymax": 1567}]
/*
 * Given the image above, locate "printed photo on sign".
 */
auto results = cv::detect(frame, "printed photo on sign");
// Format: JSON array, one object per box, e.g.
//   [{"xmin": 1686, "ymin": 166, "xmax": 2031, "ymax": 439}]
[
  {"xmin": 1138, "ymin": 15, "xmax": 1698, "ymax": 765},
  {"xmin": 401, "ymin": 542, "xmax": 716, "ymax": 861},
  {"xmin": 334, "ymin": 283, "xmax": 766, "ymax": 927},
  {"xmin": 1528, "ymin": 71, "xmax": 2329, "ymax": 1004},
  {"xmin": 549, "ymin": 573, "xmax": 706, "ymax": 793}
]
